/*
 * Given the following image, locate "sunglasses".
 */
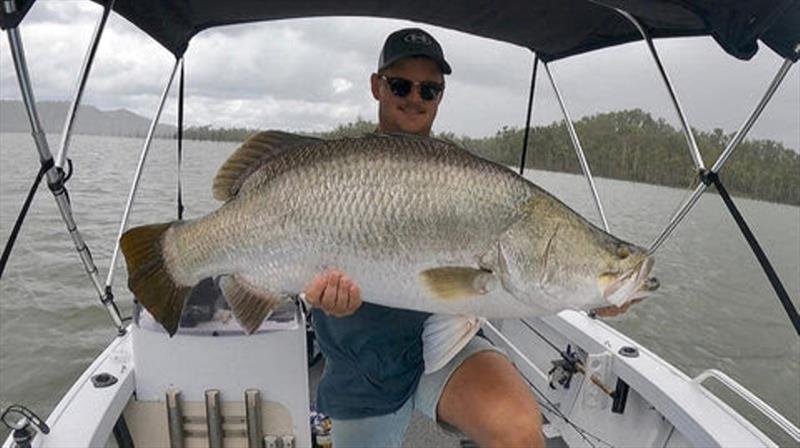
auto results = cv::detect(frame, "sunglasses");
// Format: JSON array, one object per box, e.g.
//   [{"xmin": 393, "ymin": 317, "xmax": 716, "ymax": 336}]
[{"xmin": 379, "ymin": 75, "xmax": 444, "ymax": 101}]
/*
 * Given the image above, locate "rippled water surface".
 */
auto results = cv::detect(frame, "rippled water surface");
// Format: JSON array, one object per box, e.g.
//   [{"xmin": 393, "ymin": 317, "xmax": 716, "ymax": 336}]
[{"xmin": 1, "ymin": 133, "xmax": 798, "ymax": 443}]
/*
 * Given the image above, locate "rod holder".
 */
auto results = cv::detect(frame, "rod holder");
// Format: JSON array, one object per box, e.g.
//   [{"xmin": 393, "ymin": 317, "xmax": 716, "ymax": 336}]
[
  {"xmin": 245, "ymin": 389, "xmax": 264, "ymax": 448},
  {"xmin": 205, "ymin": 390, "xmax": 223, "ymax": 448},
  {"xmin": 165, "ymin": 389, "xmax": 184, "ymax": 448}
]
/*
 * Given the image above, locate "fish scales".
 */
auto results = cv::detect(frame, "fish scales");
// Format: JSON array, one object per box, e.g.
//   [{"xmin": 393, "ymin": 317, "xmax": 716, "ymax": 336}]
[
  {"xmin": 121, "ymin": 131, "xmax": 656, "ymax": 336},
  {"xmin": 170, "ymin": 136, "xmax": 529, "ymax": 298}
]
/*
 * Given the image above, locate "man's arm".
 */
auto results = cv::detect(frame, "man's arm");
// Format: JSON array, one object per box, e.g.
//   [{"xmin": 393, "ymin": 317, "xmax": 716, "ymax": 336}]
[{"xmin": 304, "ymin": 270, "xmax": 363, "ymax": 317}]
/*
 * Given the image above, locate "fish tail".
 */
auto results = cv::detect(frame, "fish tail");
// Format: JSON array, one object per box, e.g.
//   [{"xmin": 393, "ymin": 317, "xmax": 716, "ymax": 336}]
[{"xmin": 120, "ymin": 222, "xmax": 191, "ymax": 336}]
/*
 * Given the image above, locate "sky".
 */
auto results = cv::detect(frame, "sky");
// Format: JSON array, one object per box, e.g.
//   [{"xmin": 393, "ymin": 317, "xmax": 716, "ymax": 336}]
[{"xmin": 1, "ymin": 1, "xmax": 798, "ymax": 151}]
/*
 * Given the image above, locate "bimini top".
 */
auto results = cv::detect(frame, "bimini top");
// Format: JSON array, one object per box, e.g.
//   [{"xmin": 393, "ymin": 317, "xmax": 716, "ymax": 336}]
[{"xmin": 2, "ymin": 0, "xmax": 799, "ymax": 62}]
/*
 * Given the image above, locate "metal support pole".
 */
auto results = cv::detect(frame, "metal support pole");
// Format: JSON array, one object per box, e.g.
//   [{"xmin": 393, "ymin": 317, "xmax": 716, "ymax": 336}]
[
  {"xmin": 176, "ymin": 58, "xmax": 185, "ymax": 220},
  {"xmin": 647, "ymin": 183, "xmax": 706, "ymax": 254},
  {"xmin": 648, "ymin": 55, "xmax": 796, "ymax": 254},
  {"xmin": 710, "ymin": 55, "xmax": 796, "ymax": 173},
  {"xmin": 105, "ymin": 58, "xmax": 181, "ymax": 288},
  {"xmin": 543, "ymin": 62, "xmax": 610, "ymax": 231},
  {"xmin": 55, "ymin": 0, "xmax": 114, "ymax": 169},
  {"xmin": 614, "ymin": 8, "xmax": 706, "ymax": 172},
  {"xmin": 4, "ymin": 9, "xmax": 125, "ymax": 332},
  {"xmin": 519, "ymin": 53, "xmax": 539, "ymax": 175}
]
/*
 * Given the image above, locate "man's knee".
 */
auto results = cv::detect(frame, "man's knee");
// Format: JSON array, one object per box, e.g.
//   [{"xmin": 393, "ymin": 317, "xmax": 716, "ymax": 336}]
[
  {"xmin": 482, "ymin": 409, "xmax": 544, "ymax": 447},
  {"xmin": 437, "ymin": 350, "xmax": 545, "ymax": 446},
  {"xmin": 471, "ymin": 396, "xmax": 543, "ymax": 448}
]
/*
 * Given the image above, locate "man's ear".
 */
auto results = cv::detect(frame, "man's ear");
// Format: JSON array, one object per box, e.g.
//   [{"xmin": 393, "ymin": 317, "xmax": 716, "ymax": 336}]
[{"xmin": 370, "ymin": 73, "xmax": 381, "ymax": 100}]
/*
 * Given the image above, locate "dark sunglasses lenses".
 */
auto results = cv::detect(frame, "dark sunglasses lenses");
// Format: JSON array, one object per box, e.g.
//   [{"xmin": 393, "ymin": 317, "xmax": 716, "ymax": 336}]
[
  {"xmin": 419, "ymin": 83, "xmax": 443, "ymax": 101},
  {"xmin": 387, "ymin": 78, "xmax": 412, "ymax": 97},
  {"xmin": 386, "ymin": 77, "xmax": 442, "ymax": 101}
]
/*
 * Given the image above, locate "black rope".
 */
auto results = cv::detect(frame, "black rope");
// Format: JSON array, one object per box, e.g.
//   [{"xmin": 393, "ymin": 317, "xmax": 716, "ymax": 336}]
[
  {"xmin": 701, "ymin": 170, "xmax": 800, "ymax": 336},
  {"xmin": 62, "ymin": 158, "xmax": 74, "ymax": 183},
  {"xmin": 0, "ymin": 158, "xmax": 54, "ymax": 280},
  {"xmin": 518, "ymin": 53, "xmax": 539, "ymax": 175},
  {"xmin": 177, "ymin": 59, "xmax": 186, "ymax": 220}
]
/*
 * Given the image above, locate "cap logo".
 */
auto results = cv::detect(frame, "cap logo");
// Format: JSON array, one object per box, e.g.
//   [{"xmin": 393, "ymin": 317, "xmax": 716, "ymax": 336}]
[{"xmin": 404, "ymin": 32, "xmax": 432, "ymax": 46}]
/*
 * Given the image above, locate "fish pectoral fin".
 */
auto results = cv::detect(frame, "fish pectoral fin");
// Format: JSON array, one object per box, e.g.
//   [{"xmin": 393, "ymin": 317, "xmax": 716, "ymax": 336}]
[
  {"xmin": 420, "ymin": 266, "xmax": 497, "ymax": 300},
  {"xmin": 422, "ymin": 314, "xmax": 484, "ymax": 373},
  {"xmin": 212, "ymin": 131, "xmax": 323, "ymax": 201},
  {"xmin": 219, "ymin": 274, "xmax": 285, "ymax": 334}
]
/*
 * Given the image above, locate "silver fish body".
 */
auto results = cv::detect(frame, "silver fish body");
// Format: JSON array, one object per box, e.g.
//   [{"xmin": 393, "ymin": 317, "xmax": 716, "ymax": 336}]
[{"xmin": 121, "ymin": 131, "xmax": 656, "ymax": 335}]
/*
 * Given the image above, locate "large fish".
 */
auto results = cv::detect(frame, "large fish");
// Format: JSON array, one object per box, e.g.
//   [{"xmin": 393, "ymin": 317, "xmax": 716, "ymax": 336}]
[{"xmin": 121, "ymin": 131, "xmax": 657, "ymax": 340}]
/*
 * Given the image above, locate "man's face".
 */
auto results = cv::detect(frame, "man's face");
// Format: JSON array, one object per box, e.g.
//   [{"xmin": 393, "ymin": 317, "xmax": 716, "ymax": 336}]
[{"xmin": 371, "ymin": 57, "xmax": 444, "ymax": 136}]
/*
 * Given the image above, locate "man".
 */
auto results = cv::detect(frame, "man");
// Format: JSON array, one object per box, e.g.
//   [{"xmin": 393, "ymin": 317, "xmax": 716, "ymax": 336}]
[{"xmin": 303, "ymin": 28, "xmax": 545, "ymax": 447}]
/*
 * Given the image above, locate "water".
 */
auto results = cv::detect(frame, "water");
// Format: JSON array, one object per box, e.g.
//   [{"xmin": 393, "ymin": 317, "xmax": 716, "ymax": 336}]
[{"xmin": 1, "ymin": 133, "xmax": 798, "ymax": 443}]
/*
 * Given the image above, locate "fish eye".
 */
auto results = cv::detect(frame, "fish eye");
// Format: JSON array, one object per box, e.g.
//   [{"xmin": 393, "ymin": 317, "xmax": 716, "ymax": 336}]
[{"xmin": 616, "ymin": 245, "xmax": 630, "ymax": 260}]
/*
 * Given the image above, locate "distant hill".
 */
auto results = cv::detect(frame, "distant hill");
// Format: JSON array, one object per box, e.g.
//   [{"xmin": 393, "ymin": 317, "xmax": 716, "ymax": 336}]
[{"xmin": 0, "ymin": 100, "xmax": 176, "ymax": 137}]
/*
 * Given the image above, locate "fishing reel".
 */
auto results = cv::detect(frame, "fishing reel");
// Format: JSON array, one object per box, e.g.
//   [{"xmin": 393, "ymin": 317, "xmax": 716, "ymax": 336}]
[
  {"xmin": 1, "ymin": 404, "xmax": 50, "ymax": 448},
  {"xmin": 547, "ymin": 345, "xmax": 580, "ymax": 390}
]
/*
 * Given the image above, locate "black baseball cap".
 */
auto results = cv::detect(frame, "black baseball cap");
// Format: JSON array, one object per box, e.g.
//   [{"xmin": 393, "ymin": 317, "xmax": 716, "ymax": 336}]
[{"xmin": 378, "ymin": 28, "xmax": 452, "ymax": 75}]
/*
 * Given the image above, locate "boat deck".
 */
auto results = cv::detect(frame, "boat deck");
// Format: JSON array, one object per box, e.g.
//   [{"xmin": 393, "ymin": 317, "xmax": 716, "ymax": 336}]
[{"xmin": 308, "ymin": 355, "xmax": 568, "ymax": 447}]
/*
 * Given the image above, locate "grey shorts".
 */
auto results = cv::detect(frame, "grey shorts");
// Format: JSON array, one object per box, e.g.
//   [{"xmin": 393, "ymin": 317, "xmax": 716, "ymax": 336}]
[{"xmin": 330, "ymin": 335, "xmax": 505, "ymax": 448}]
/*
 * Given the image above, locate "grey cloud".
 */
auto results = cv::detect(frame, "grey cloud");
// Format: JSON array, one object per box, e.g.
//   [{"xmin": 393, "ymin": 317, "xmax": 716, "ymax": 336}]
[
  {"xmin": 2, "ymin": 6, "xmax": 797, "ymax": 150},
  {"xmin": 16, "ymin": 1, "xmax": 100, "ymax": 26}
]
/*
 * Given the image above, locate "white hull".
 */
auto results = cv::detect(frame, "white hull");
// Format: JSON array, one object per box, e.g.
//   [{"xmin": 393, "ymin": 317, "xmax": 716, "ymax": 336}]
[{"xmin": 5, "ymin": 306, "xmax": 796, "ymax": 448}]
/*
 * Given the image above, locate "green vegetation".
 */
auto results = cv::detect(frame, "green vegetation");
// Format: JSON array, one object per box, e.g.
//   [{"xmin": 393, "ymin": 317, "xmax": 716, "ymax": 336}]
[{"xmin": 182, "ymin": 109, "xmax": 799, "ymax": 206}]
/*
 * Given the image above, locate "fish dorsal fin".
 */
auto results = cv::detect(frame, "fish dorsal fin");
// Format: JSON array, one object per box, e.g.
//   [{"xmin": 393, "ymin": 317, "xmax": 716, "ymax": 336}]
[{"xmin": 212, "ymin": 130, "xmax": 323, "ymax": 201}]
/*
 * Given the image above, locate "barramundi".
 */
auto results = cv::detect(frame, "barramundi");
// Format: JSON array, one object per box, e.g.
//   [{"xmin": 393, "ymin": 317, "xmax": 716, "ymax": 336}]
[{"xmin": 121, "ymin": 131, "xmax": 657, "ymax": 342}]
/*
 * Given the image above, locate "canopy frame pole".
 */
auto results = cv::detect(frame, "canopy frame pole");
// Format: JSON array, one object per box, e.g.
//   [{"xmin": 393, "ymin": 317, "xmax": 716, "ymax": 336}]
[
  {"xmin": 3, "ymin": 1, "xmax": 125, "ymax": 333},
  {"xmin": 614, "ymin": 8, "xmax": 706, "ymax": 172},
  {"xmin": 176, "ymin": 58, "xmax": 185, "ymax": 220},
  {"xmin": 105, "ymin": 58, "xmax": 181, "ymax": 288},
  {"xmin": 648, "ymin": 54, "xmax": 796, "ymax": 254},
  {"xmin": 518, "ymin": 53, "xmax": 539, "ymax": 175},
  {"xmin": 55, "ymin": 0, "xmax": 114, "ymax": 169},
  {"xmin": 543, "ymin": 62, "xmax": 610, "ymax": 231}
]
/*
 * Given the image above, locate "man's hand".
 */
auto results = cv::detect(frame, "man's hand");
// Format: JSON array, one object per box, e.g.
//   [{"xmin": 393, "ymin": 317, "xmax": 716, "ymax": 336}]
[{"xmin": 304, "ymin": 270, "xmax": 363, "ymax": 317}]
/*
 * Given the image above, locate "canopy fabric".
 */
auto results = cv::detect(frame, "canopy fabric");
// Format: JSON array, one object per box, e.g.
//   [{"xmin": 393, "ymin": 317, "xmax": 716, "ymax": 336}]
[{"xmin": 2, "ymin": 0, "xmax": 798, "ymax": 62}]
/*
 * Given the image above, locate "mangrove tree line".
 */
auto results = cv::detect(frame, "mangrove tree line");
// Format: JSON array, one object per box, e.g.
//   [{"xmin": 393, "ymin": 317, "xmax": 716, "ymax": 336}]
[{"xmin": 182, "ymin": 109, "xmax": 799, "ymax": 206}]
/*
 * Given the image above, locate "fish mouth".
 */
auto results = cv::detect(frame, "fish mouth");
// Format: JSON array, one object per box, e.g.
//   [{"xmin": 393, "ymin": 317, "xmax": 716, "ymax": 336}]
[{"xmin": 600, "ymin": 257, "xmax": 659, "ymax": 307}]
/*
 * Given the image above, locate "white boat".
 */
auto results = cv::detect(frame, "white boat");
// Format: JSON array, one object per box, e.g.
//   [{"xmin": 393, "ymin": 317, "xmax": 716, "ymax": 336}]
[{"xmin": 1, "ymin": 1, "xmax": 798, "ymax": 447}]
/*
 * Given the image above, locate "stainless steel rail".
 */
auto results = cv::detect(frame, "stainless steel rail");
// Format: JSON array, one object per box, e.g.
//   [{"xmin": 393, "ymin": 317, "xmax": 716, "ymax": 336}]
[
  {"xmin": 55, "ymin": 0, "xmax": 114, "ymax": 170},
  {"xmin": 614, "ymin": 8, "xmax": 706, "ymax": 172},
  {"xmin": 648, "ymin": 55, "xmax": 796, "ymax": 253},
  {"xmin": 543, "ymin": 62, "xmax": 610, "ymax": 231},
  {"xmin": 694, "ymin": 369, "xmax": 800, "ymax": 443},
  {"xmin": 105, "ymin": 58, "xmax": 181, "ymax": 288},
  {"xmin": 205, "ymin": 390, "xmax": 223, "ymax": 448},
  {"xmin": 4, "ymin": 1, "xmax": 125, "ymax": 332}
]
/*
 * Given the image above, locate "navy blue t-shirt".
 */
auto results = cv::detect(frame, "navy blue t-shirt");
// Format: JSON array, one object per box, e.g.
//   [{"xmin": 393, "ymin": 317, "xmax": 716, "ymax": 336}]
[{"xmin": 312, "ymin": 302, "xmax": 431, "ymax": 419}]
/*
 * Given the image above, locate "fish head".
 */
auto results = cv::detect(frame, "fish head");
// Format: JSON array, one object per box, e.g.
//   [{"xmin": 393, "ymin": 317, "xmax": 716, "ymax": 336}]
[{"xmin": 483, "ymin": 193, "xmax": 658, "ymax": 312}]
